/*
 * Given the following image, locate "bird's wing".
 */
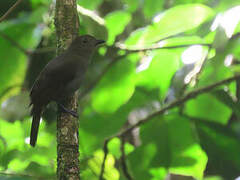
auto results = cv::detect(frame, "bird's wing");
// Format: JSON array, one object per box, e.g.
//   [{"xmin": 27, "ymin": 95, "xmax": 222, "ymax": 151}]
[{"xmin": 30, "ymin": 55, "xmax": 77, "ymax": 105}]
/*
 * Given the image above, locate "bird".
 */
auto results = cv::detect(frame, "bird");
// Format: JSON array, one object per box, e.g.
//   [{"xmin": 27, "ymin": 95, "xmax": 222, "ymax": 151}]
[{"xmin": 29, "ymin": 35, "xmax": 105, "ymax": 147}]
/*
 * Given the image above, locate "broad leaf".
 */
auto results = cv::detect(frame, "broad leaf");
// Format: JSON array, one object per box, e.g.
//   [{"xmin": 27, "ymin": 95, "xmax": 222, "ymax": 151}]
[
  {"xmin": 91, "ymin": 59, "xmax": 136, "ymax": 113},
  {"xmin": 125, "ymin": 4, "xmax": 214, "ymax": 45},
  {"xmin": 128, "ymin": 114, "xmax": 207, "ymax": 180},
  {"xmin": 105, "ymin": 11, "xmax": 131, "ymax": 45},
  {"xmin": 185, "ymin": 93, "xmax": 232, "ymax": 124}
]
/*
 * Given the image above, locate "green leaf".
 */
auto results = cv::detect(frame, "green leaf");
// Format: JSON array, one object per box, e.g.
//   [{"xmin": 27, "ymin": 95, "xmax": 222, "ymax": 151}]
[
  {"xmin": 105, "ymin": 11, "xmax": 131, "ymax": 45},
  {"xmin": 128, "ymin": 114, "xmax": 207, "ymax": 180},
  {"xmin": 211, "ymin": 89, "xmax": 240, "ymax": 118},
  {"xmin": 196, "ymin": 120, "xmax": 240, "ymax": 179},
  {"xmin": 0, "ymin": 120, "xmax": 25, "ymax": 150},
  {"xmin": 125, "ymin": 33, "xmax": 208, "ymax": 47},
  {"xmin": 161, "ymin": 36, "xmax": 208, "ymax": 46},
  {"xmin": 126, "ymin": 4, "xmax": 214, "ymax": 45},
  {"xmin": 80, "ymin": 89, "xmax": 159, "ymax": 155},
  {"xmin": 196, "ymin": 47, "xmax": 235, "ymax": 94},
  {"xmin": 185, "ymin": 93, "xmax": 232, "ymax": 124},
  {"xmin": 213, "ymin": 0, "xmax": 240, "ymax": 12},
  {"xmin": 125, "ymin": 28, "xmax": 146, "ymax": 45},
  {"xmin": 31, "ymin": 0, "xmax": 52, "ymax": 7},
  {"xmin": 107, "ymin": 138, "xmax": 135, "ymax": 160},
  {"xmin": 136, "ymin": 49, "xmax": 180, "ymax": 99},
  {"xmin": 77, "ymin": 0, "xmax": 102, "ymax": 10},
  {"xmin": 107, "ymin": 138, "xmax": 121, "ymax": 159},
  {"xmin": 121, "ymin": 0, "xmax": 139, "ymax": 12},
  {"xmin": 0, "ymin": 19, "xmax": 42, "ymax": 101},
  {"xmin": 204, "ymin": 176, "xmax": 224, "ymax": 180},
  {"xmin": 87, "ymin": 150, "xmax": 119, "ymax": 180},
  {"xmin": 91, "ymin": 59, "xmax": 136, "ymax": 113},
  {"xmin": 143, "ymin": 0, "xmax": 164, "ymax": 18},
  {"xmin": 8, "ymin": 158, "xmax": 29, "ymax": 172}
]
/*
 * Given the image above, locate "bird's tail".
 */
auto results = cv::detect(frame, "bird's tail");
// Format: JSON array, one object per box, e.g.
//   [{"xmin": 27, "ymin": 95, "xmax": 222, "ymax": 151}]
[{"xmin": 30, "ymin": 105, "xmax": 42, "ymax": 147}]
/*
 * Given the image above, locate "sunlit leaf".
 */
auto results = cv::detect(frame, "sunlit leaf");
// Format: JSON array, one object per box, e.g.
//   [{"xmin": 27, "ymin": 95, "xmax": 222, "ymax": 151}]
[
  {"xmin": 91, "ymin": 59, "xmax": 136, "ymax": 113},
  {"xmin": 87, "ymin": 150, "xmax": 119, "ymax": 180},
  {"xmin": 121, "ymin": 0, "xmax": 139, "ymax": 12},
  {"xmin": 211, "ymin": 89, "xmax": 240, "ymax": 118},
  {"xmin": 0, "ymin": 120, "xmax": 25, "ymax": 150},
  {"xmin": 108, "ymin": 138, "xmax": 121, "ymax": 159},
  {"xmin": 77, "ymin": 0, "xmax": 102, "ymax": 10},
  {"xmin": 143, "ymin": 0, "xmax": 164, "ymax": 18},
  {"xmin": 136, "ymin": 49, "xmax": 180, "ymax": 99},
  {"xmin": 128, "ymin": 114, "xmax": 208, "ymax": 180},
  {"xmin": 105, "ymin": 11, "xmax": 131, "ymax": 45},
  {"xmin": 185, "ymin": 93, "xmax": 232, "ymax": 124},
  {"xmin": 125, "ymin": 4, "xmax": 214, "ymax": 45}
]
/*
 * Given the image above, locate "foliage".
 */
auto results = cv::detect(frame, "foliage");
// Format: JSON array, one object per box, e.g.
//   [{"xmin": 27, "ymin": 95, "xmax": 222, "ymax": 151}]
[{"xmin": 1, "ymin": 0, "xmax": 240, "ymax": 179}]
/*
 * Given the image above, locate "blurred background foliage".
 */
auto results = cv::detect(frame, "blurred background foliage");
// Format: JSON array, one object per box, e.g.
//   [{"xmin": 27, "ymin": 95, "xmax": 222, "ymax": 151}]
[{"xmin": 0, "ymin": 0, "xmax": 240, "ymax": 179}]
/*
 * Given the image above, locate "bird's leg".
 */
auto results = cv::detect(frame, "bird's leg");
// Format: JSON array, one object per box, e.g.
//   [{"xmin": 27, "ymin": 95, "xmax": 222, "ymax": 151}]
[{"xmin": 57, "ymin": 103, "xmax": 79, "ymax": 118}]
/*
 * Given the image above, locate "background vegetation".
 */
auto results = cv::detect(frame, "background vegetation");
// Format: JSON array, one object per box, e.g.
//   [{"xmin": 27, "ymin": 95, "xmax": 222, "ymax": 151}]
[{"xmin": 1, "ymin": 0, "xmax": 240, "ymax": 179}]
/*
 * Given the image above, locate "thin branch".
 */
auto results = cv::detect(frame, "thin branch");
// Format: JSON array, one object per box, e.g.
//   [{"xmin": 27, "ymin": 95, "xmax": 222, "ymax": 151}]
[
  {"xmin": 28, "ymin": 46, "xmax": 56, "ymax": 54},
  {"xmin": 0, "ymin": 172, "xmax": 45, "ymax": 179},
  {"xmin": 77, "ymin": 5, "xmax": 105, "ymax": 25},
  {"xmin": 0, "ymin": 0, "xmax": 23, "ymax": 23},
  {"xmin": 108, "ymin": 74, "xmax": 240, "ymax": 139},
  {"xmin": 0, "ymin": 32, "xmax": 55, "ymax": 55},
  {"xmin": 80, "ymin": 43, "xmax": 212, "ymax": 100},
  {"xmin": 228, "ymin": 73, "xmax": 240, "ymax": 125},
  {"xmin": 99, "ymin": 139, "xmax": 109, "ymax": 180},
  {"xmin": 230, "ymin": 32, "xmax": 240, "ymax": 40},
  {"xmin": 116, "ymin": 43, "xmax": 211, "ymax": 52},
  {"xmin": 0, "ymin": 31, "xmax": 29, "ymax": 55},
  {"xmin": 120, "ymin": 137, "xmax": 133, "ymax": 180}
]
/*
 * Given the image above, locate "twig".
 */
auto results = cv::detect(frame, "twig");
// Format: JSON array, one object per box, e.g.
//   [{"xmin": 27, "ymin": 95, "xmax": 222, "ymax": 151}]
[
  {"xmin": 0, "ymin": 31, "xmax": 29, "ymax": 55},
  {"xmin": 28, "ymin": 46, "xmax": 56, "ymax": 54},
  {"xmin": 116, "ymin": 43, "xmax": 211, "ymax": 52},
  {"xmin": 80, "ymin": 43, "xmax": 212, "ymax": 100},
  {"xmin": 99, "ymin": 139, "xmax": 109, "ymax": 180},
  {"xmin": 107, "ymin": 74, "xmax": 240, "ymax": 139},
  {"xmin": 228, "ymin": 73, "xmax": 240, "ymax": 125},
  {"xmin": 77, "ymin": 5, "xmax": 105, "ymax": 25},
  {"xmin": 99, "ymin": 70, "xmax": 240, "ymax": 178},
  {"xmin": 98, "ymin": 74, "xmax": 240, "ymax": 179},
  {"xmin": 0, "ymin": 32, "xmax": 55, "ymax": 55},
  {"xmin": 0, "ymin": 0, "xmax": 23, "ymax": 23},
  {"xmin": 120, "ymin": 137, "xmax": 133, "ymax": 180},
  {"xmin": 0, "ymin": 172, "xmax": 44, "ymax": 179}
]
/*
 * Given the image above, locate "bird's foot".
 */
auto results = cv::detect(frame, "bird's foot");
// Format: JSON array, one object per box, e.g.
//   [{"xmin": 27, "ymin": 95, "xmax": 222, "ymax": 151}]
[{"xmin": 58, "ymin": 103, "xmax": 79, "ymax": 118}]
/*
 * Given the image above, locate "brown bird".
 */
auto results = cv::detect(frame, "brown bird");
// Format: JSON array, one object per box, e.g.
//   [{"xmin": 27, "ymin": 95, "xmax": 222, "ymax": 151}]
[{"xmin": 29, "ymin": 35, "xmax": 105, "ymax": 147}]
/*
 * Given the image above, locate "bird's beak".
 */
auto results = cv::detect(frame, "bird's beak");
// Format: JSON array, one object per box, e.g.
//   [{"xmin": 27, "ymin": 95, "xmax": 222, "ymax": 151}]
[{"xmin": 95, "ymin": 40, "xmax": 105, "ymax": 46}]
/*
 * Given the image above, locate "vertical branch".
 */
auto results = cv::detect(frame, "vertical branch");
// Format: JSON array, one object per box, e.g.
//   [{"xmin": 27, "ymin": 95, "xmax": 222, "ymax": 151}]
[
  {"xmin": 54, "ymin": 0, "xmax": 80, "ymax": 179},
  {"xmin": 120, "ymin": 137, "xmax": 132, "ymax": 180},
  {"xmin": 99, "ymin": 139, "xmax": 109, "ymax": 180}
]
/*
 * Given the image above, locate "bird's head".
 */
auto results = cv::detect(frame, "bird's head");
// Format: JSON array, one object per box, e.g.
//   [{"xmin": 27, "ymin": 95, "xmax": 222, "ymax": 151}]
[{"xmin": 69, "ymin": 35, "xmax": 105, "ymax": 55}]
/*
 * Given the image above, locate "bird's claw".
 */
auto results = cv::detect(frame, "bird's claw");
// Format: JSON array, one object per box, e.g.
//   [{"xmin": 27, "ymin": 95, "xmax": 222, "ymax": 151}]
[
  {"xmin": 68, "ymin": 110, "xmax": 79, "ymax": 118},
  {"xmin": 58, "ymin": 103, "xmax": 79, "ymax": 118}
]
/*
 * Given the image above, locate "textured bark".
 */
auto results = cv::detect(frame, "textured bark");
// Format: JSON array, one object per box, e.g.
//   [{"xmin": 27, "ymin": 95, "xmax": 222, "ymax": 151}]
[{"xmin": 54, "ymin": 0, "xmax": 80, "ymax": 179}]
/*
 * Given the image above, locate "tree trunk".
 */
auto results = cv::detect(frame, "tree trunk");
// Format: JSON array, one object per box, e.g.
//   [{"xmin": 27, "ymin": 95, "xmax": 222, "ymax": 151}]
[{"xmin": 54, "ymin": 0, "xmax": 80, "ymax": 179}]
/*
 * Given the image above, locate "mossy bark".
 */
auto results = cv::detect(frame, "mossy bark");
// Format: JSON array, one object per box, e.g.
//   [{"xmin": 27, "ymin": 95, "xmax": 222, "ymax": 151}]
[{"xmin": 54, "ymin": 0, "xmax": 80, "ymax": 179}]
